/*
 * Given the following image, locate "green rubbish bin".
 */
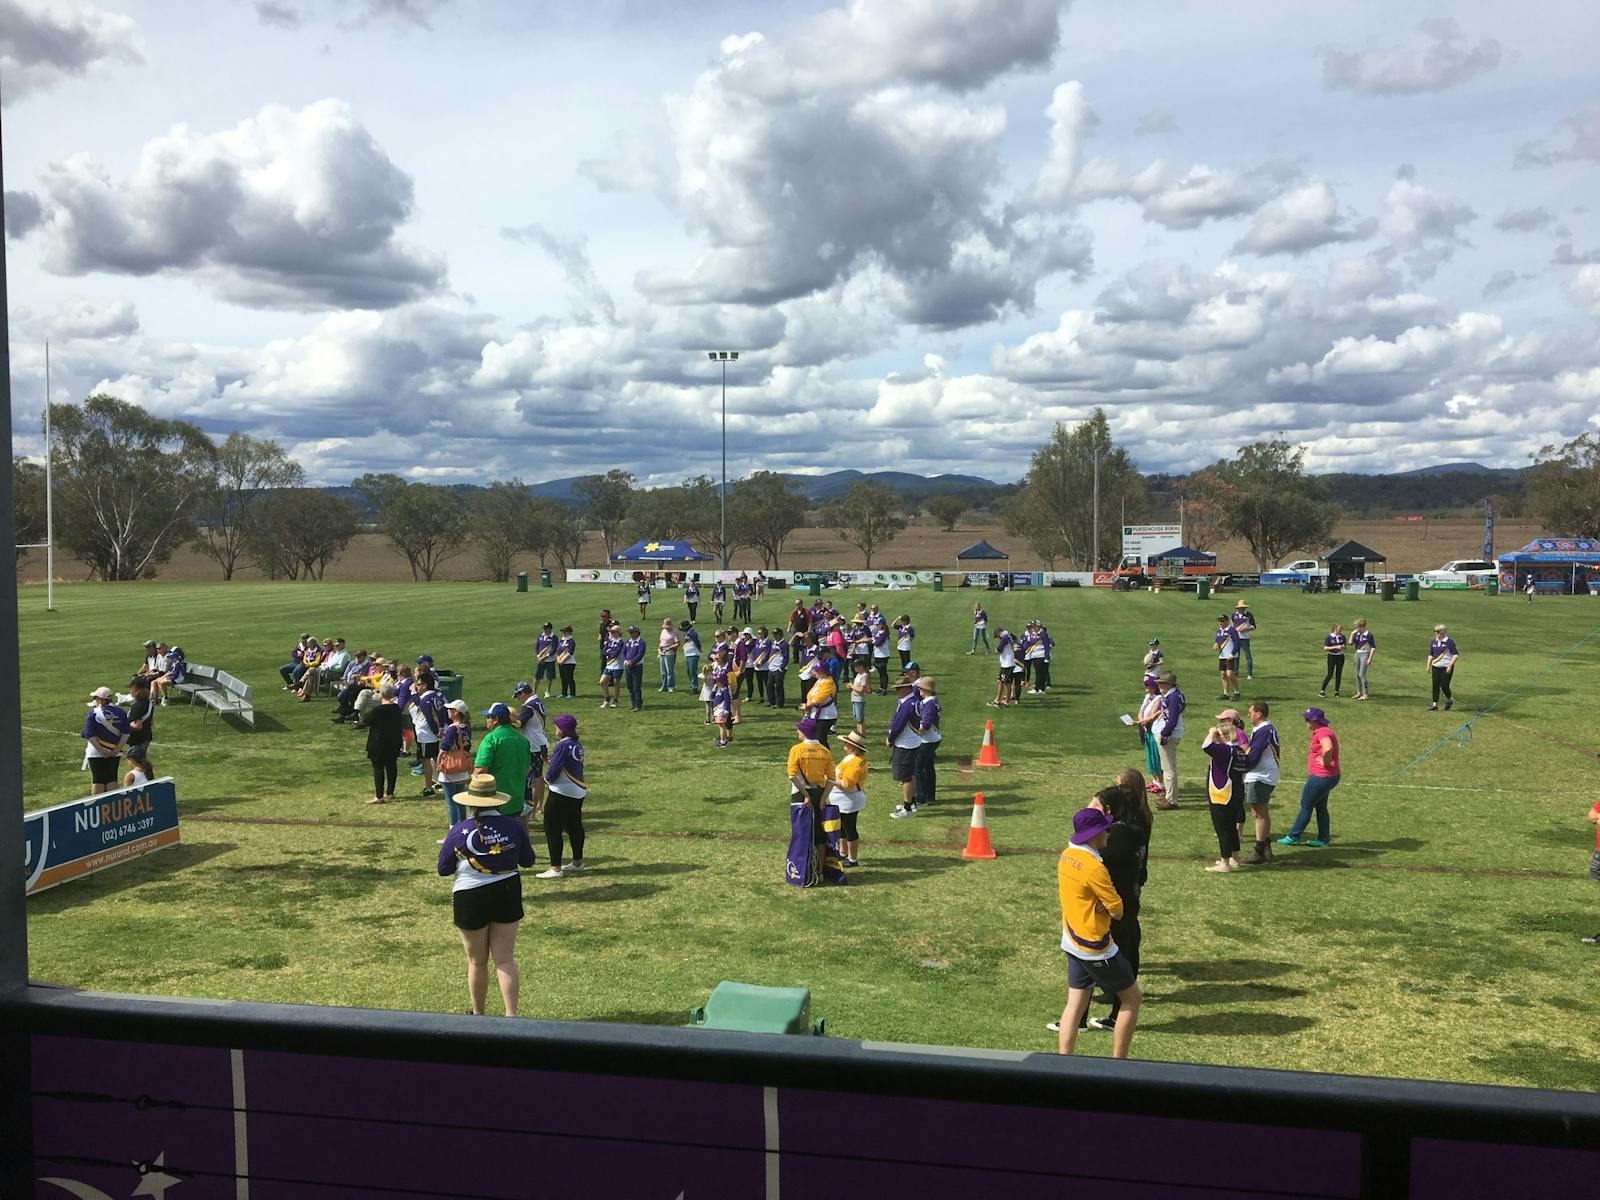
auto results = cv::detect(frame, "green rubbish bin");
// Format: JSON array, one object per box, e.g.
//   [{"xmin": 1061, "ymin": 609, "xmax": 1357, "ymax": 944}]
[
  {"xmin": 809, "ymin": 578, "xmax": 822, "ymax": 597},
  {"xmin": 933, "ymin": 572, "xmax": 944, "ymax": 593},
  {"xmin": 688, "ymin": 981, "xmax": 824, "ymax": 1036},
  {"xmin": 515, "ymin": 570, "xmax": 528, "ymax": 592},
  {"xmin": 1405, "ymin": 579, "xmax": 1420, "ymax": 602},
  {"xmin": 540, "ymin": 568, "xmax": 552, "ymax": 588},
  {"xmin": 1486, "ymin": 576, "xmax": 1499, "ymax": 596},
  {"xmin": 1196, "ymin": 576, "xmax": 1211, "ymax": 601},
  {"xmin": 435, "ymin": 671, "xmax": 463, "ymax": 703},
  {"xmin": 1380, "ymin": 579, "xmax": 1395, "ymax": 602}
]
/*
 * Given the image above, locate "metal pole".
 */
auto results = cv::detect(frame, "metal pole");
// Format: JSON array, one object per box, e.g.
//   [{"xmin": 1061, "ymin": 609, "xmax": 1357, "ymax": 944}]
[
  {"xmin": 720, "ymin": 358, "xmax": 728, "ymax": 571},
  {"xmin": 1091, "ymin": 446, "xmax": 1100, "ymax": 570},
  {"xmin": 0, "ymin": 116, "xmax": 39, "ymax": 1197},
  {"xmin": 44, "ymin": 340, "xmax": 54, "ymax": 612}
]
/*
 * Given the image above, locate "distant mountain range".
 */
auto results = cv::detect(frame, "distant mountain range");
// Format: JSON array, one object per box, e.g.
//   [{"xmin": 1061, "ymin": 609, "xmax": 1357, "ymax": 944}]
[
  {"xmin": 525, "ymin": 469, "xmax": 1003, "ymax": 503},
  {"xmin": 326, "ymin": 462, "xmax": 1527, "ymax": 520}
]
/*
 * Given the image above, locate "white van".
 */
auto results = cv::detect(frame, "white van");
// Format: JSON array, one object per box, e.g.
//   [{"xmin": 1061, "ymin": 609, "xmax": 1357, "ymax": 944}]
[{"xmin": 1417, "ymin": 559, "xmax": 1497, "ymax": 588}]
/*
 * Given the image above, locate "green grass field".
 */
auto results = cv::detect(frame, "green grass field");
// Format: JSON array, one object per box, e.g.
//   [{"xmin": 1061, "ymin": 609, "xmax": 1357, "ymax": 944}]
[{"xmin": 18, "ymin": 579, "xmax": 1600, "ymax": 1091}]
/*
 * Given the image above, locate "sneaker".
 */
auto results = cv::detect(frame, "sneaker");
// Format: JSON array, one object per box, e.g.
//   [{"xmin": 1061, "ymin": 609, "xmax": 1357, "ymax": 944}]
[
  {"xmin": 889, "ymin": 805, "xmax": 914, "ymax": 819},
  {"xmin": 411, "ymin": 764, "xmax": 425, "ymax": 776},
  {"xmin": 843, "ymin": 857, "xmax": 858, "ymax": 867},
  {"xmin": 1427, "ymin": 703, "xmax": 1438, "ymax": 710},
  {"xmin": 1582, "ymin": 935, "xmax": 1600, "ymax": 945},
  {"xmin": 1242, "ymin": 848, "xmax": 1269, "ymax": 866},
  {"xmin": 1087, "ymin": 1016, "xmax": 1116, "ymax": 1031},
  {"xmin": 565, "ymin": 861, "xmax": 585, "ymax": 873},
  {"xmin": 1276, "ymin": 835, "xmax": 1300, "ymax": 846},
  {"xmin": 536, "ymin": 868, "xmax": 564, "ymax": 879},
  {"xmin": 1444, "ymin": 700, "xmax": 1453, "ymax": 711},
  {"xmin": 1245, "ymin": 674, "xmax": 1254, "ymax": 681},
  {"xmin": 1319, "ymin": 690, "xmax": 1326, "ymax": 698},
  {"xmin": 1306, "ymin": 839, "xmax": 1331, "ymax": 848},
  {"xmin": 1231, "ymin": 692, "xmax": 1241, "ymax": 701},
  {"xmin": 159, "ymin": 698, "xmax": 169, "ymax": 707},
  {"xmin": 435, "ymin": 838, "xmax": 446, "ymax": 845},
  {"xmin": 600, "ymin": 701, "xmax": 609, "ymax": 708},
  {"xmin": 1217, "ymin": 693, "xmax": 1229, "ymax": 701},
  {"xmin": 1045, "ymin": 1021, "xmax": 1061, "ymax": 1033}
]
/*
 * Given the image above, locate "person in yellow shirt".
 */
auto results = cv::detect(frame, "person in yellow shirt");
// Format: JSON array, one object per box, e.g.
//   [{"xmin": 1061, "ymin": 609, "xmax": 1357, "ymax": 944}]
[
  {"xmin": 801, "ymin": 658, "xmax": 840, "ymax": 746},
  {"xmin": 1056, "ymin": 807, "xmax": 1142, "ymax": 1059},
  {"xmin": 785, "ymin": 718, "xmax": 837, "ymax": 883},
  {"xmin": 828, "ymin": 730, "xmax": 869, "ymax": 867}
]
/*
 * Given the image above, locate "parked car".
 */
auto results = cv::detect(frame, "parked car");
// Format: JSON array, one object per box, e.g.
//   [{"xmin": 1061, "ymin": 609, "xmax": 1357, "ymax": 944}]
[
  {"xmin": 1276, "ymin": 559, "xmax": 1328, "ymax": 577},
  {"xmin": 1417, "ymin": 559, "xmax": 1497, "ymax": 588}
]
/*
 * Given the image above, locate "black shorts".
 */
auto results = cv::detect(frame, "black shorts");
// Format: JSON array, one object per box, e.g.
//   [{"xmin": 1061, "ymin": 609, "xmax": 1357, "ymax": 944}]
[
  {"xmin": 1218, "ymin": 657, "xmax": 1237, "ymax": 672},
  {"xmin": 1066, "ymin": 951, "xmax": 1135, "ymax": 994},
  {"xmin": 453, "ymin": 874, "xmax": 524, "ymax": 930},
  {"xmin": 891, "ymin": 745, "xmax": 918, "ymax": 782},
  {"xmin": 535, "ymin": 662, "xmax": 556, "ymax": 679},
  {"xmin": 88, "ymin": 756, "xmax": 121, "ymax": 785},
  {"xmin": 530, "ymin": 749, "xmax": 548, "ymax": 777},
  {"xmin": 418, "ymin": 740, "xmax": 440, "ymax": 760}
]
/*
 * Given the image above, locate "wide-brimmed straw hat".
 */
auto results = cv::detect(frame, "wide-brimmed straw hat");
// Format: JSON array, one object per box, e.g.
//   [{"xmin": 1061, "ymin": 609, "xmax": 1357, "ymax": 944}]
[{"xmin": 458, "ymin": 776, "xmax": 510, "ymax": 808}]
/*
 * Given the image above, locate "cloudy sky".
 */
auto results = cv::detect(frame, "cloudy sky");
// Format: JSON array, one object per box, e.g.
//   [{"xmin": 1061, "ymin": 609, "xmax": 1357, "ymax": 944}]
[{"xmin": 4, "ymin": 0, "xmax": 1598, "ymax": 485}]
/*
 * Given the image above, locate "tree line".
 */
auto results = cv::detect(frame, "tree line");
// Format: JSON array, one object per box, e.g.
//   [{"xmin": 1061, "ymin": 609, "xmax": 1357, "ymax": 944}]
[{"xmin": 14, "ymin": 395, "xmax": 1598, "ymax": 582}]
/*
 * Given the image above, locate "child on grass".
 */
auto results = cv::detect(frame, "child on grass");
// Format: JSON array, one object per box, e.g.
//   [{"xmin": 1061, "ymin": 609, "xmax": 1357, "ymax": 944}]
[
  {"xmin": 850, "ymin": 662, "xmax": 870, "ymax": 736},
  {"xmin": 711, "ymin": 680, "xmax": 733, "ymax": 748}
]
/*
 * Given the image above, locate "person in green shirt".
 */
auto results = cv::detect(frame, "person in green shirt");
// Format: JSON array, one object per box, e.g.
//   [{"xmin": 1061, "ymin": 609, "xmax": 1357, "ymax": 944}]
[{"xmin": 474, "ymin": 703, "xmax": 530, "ymax": 825}]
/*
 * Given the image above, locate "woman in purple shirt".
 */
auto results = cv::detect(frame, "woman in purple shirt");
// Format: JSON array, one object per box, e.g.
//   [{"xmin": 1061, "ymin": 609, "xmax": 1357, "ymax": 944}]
[
  {"xmin": 1320, "ymin": 622, "xmax": 1347, "ymax": 699},
  {"xmin": 539, "ymin": 714, "xmax": 588, "ymax": 877},
  {"xmin": 437, "ymin": 775, "xmax": 535, "ymax": 1016}
]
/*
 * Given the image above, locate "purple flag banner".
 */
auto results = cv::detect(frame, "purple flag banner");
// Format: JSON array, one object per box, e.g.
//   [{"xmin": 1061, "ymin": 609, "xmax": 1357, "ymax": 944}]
[{"xmin": 1483, "ymin": 497, "xmax": 1495, "ymax": 561}]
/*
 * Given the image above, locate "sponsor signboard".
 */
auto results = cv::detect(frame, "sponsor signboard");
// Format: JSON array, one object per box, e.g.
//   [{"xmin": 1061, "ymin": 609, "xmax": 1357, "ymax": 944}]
[
  {"xmin": 1092, "ymin": 571, "xmax": 1115, "ymax": 587},
  {"xmin": 23, "ymin": 777, "xmax": 180, "ymax": 896},
  {"xmin": 1121, "ymin": 523, "xmax": 1183, "ymax": 565}
]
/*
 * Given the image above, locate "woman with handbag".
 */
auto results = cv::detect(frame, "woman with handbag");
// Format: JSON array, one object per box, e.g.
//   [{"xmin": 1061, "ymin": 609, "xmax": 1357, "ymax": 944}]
[{"xmin": 437, "ymin": 699, "xmax": 475, "ymax": 827}]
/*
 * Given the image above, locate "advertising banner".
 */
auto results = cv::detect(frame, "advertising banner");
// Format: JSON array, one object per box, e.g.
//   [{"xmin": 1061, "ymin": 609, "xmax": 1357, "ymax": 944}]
[
  {"xmin": 24, "ymin": 777, "xmax": 180, "ymax": 896},
  {"xmin": 1121, "ymin": 523, "xmax": 1183, "ymax": 564}
]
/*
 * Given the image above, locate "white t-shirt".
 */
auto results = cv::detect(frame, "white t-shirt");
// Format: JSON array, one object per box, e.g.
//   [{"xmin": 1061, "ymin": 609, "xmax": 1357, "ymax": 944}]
[
  {"xmin": 1244, "ymin": 721, "xmax": 1280, "ymax": 786},
  {"xmin": 410, "ymin": 690, "xmax": 441, "ymax": 744}
]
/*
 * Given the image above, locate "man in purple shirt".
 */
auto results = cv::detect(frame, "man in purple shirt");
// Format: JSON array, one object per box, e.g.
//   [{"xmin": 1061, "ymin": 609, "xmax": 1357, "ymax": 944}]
[
  {"xmin": 534, "ymin": 622, "xmax": 558, "ymax": 698},
  {"xmin": 1213, "ymin": 615, "xmax": 1242, "ymax": 701},
  {"xmin": 886, "ymin": 674, "xmax": 923, "ymax": 819},
  {"xmin": 621, "ymin": 626, "xmax": 647, "ymax": 712},
  {"xmin": 81, "ymin": 686, "xmax": 131, "ymax": 794}
]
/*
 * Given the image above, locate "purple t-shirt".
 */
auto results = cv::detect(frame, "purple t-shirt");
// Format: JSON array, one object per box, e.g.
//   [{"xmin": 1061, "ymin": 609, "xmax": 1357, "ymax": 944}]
[{"xmin": 436, "ymin": 813, "xmax": 534, "ymax": 891}]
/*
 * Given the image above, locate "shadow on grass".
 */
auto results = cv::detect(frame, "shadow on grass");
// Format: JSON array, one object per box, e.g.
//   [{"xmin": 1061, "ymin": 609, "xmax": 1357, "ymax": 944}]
[
  {"xmin": 1156, "ymin": 982, "xmax": 1308, "ymax": 1006},
  {"xmin": 1150, "ymin": 1011, "xmax": 1318, "ymax": 1036},
  {"xmin": 559, "ymin": 881, "xmax": 665, "ymax": 903},
  {"xmin": 587, "ymin": 861, "xmax": 705, "ymax": 877},
  {"xmin": 26, "ymin": 840, "xmax": 237, "ymax": 912},
  {"xmin": 1140, "ymin": 959, "xmax": 1298, "ymax": 983},
  {"xmin": 845, "ymin": 855, "xmax": 963, "ymax": 886},
  {"xmin": 585, "ymin": 1010, "xmax": 687, "ymax": 1027},
  {"xmin": 577, "ymin": 808, "xmax": 643, "ymax": 829}
]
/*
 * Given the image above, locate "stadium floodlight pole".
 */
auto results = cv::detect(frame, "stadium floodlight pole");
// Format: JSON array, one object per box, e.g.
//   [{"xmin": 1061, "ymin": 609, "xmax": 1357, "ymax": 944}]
[
  {"xmin": 44, "ymin": 340, "xmax": 53, "ymax": 613},
  {"xmin": 706, "ymin": 351, "xmax": 739, "ymax": 570}
]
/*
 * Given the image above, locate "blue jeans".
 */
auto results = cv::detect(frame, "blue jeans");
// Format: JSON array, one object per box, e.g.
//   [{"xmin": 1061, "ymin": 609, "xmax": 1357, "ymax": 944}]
[
  {"xmin": 659, "ymin": 652, "xmax": 677, "ymax": 691},
  {"xmin": 440, "ymin": 778, "xmax": 466, "ymax": 826},
  {"xmin": 971, "ymin": 627, "xmax": 990, "ymax": 652},
  {"xmin": 1287, "ymin": 774, "xmax": 1339, "ymax": 841},
  {"xmin": 625, "ymin": 664, "xmax": 645, "ymax": 708},
  {"xmin": 1239, "ymin": 639, "xmax": 1253, "ymax": 676},
  {"xmin": 684, "ymin": 654, "xmax": 700, "ymax": 691}
]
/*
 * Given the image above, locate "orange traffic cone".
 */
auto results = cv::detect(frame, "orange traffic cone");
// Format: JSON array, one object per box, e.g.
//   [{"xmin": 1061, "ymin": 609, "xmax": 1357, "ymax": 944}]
[
  {"xmin": 962, "ymin": 793, "xmax": 996, "ymax": 860},
  {"xmin": 976, "ymin": 719, "xmax": 1002, "ymax": 767}
]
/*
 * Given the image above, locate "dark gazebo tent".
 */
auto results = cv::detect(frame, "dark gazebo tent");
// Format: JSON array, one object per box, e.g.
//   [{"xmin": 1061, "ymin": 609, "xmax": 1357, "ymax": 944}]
[
  {"xmin": 1321, "ymin": 540, "xmax": 1386, "ymax": 585},
  {"xmin": 956, "ymin": 539, "xmax": 1010, "ymax": 588},
  {"xmin": 955, "ymin": 539, "xmax": 1009, "ymax": 565}
]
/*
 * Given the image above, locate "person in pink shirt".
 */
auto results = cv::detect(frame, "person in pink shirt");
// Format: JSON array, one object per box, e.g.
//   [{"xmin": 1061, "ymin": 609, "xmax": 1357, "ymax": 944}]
[{"xmin": 1279, "ymin": 707, "xmax": 1339, "ymax": 848}]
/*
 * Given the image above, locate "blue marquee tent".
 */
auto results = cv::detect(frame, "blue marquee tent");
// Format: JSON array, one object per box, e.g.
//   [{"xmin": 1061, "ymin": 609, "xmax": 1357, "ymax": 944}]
[
  {"xmin": 1149, "ymin": 545, "xmax": 1216, "ymax": 566},
  {"xmin": 610, "ymin": 539, "xmax": 713, "ymax": 562},
  {"xmin": 955, "ymin": 539, "xmax": 1009, "ymax": 563},
  {"xmin": 1497, "ymin": 537, "xmax": 1600, "ymax": 595}
]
